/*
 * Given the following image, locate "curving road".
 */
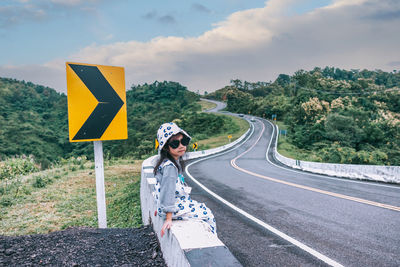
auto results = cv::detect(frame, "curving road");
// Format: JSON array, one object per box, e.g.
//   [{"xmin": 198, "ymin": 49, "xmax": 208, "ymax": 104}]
[{"xmin": 185, "ymin": 101, "xmax": 400, "ymax": 266}]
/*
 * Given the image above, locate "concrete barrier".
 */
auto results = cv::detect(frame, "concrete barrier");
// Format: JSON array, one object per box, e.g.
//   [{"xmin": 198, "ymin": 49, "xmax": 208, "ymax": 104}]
[
  {"xmin": 140, "ymin": 126, "xmax": 251, "ymax": 267},
  {"xmin": 271, "ymin": 123, "xmax": 400, "ymax": 184}
]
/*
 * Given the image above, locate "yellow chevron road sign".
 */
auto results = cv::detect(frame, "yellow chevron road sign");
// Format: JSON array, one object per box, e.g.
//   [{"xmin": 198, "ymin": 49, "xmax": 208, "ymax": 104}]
[
  {"xmin": 66, "ymin": 62, "xmax": 127, "ymax": 142},
  {"xmin": 192, "ymin": 142, "xmax": 198, "ymax": 150}
]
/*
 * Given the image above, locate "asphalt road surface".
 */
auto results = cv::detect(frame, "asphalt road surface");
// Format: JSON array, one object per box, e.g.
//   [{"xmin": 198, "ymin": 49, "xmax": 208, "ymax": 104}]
[{"xmin": 185, "ymin": 106, "xmax": 400, "ymax": 266}]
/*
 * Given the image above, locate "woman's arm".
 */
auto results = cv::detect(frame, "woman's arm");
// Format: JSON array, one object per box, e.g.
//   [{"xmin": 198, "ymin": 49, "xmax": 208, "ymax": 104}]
[
  {"xmin": 161, "ymin": 212, "xmax": 172, "ymax": 237},
  {"xmin": 159, "ymin": 165, "xmax": 178, "ymax": 237},
  {"xmin": 159, "ymin": 165, "xmax": 178, "ymax": 213}
]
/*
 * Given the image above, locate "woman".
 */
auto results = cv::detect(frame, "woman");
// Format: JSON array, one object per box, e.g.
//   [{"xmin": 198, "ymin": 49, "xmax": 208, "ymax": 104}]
[{"xmin": 153, "ymin": 122, "xmax": 216, "ymax": 237}]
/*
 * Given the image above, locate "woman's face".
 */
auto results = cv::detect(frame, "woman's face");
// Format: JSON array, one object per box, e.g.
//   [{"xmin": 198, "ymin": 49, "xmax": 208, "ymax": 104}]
[{"xmin": 167, "ymin": 133, "xmax": 187, "ymax": 160}]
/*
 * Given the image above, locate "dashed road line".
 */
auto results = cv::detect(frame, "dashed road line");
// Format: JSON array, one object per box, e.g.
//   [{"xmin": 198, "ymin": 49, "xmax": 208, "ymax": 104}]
[
  {"xmin": 262, "ymin": 119, "xmax": 400, "ymax": 190},
  {"xmin": 231, "ymin": 119, "xmax": 400, "ymax": 212},
  {"xmin": 186, "ymin": 156, "xmax": 344, "ymax": 267}
]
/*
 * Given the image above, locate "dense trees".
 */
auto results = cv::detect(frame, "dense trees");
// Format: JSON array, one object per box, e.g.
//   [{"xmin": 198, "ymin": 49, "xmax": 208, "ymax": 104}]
[
  {"xmin": 2, "ymin": 66, "xmax": 399, "ymax": 167},
  {"xmin": 0, "ymin": 79, "xmax": 237, "ymax": 167},
  {"xmin": 207, "ymin": 67, "xmax": 400, "ymax": 165},
  {"xmin": 0, "ymin": 78, "xmax": 69, "ymax": 168}
]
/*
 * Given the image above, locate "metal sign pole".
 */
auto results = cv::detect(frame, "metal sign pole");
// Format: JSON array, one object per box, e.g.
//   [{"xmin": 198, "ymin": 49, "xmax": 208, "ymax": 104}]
[{"xmin": 94, "ymin": 141, "xmax": 107, "ymax": 228}]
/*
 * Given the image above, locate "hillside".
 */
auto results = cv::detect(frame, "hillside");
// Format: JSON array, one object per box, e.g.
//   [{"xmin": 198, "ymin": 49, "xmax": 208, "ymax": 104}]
[
  {"xmin": 0, "ymin": 78, "xmax": 243, "ymax": 168},
  {"xmin": 206, "ymin": 67, "xmax": 400, "ymax": 165},
  {"xmin": 0, "ymin": 78, "xmax": 69, "ymax": 168}
]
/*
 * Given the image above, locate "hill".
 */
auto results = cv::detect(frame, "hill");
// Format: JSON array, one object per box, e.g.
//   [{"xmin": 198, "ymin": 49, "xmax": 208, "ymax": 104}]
[
  {"xmin": 0, "ymin": 78, "xmax": 69, "ymax": 168},
  {"xmin": 206, "ymin": 67, "xmax": 400, "ymax": 165},
  {"xmin": 0, "ymin": 78, "xmax": 242, "ymax": 168}
]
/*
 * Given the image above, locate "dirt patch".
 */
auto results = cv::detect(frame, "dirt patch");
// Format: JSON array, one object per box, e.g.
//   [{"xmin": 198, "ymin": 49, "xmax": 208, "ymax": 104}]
[{"xmin": 0, "ymin": 226, "xmax": 166, "ymax": 266}]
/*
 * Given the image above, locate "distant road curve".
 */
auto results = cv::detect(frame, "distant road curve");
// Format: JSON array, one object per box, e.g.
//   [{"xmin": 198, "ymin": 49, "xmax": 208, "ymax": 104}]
[
  {"xmin": 185, "ymin": 98, "xmax": 400, "ymax": 267},
  {"xmin": 200, "ymin": 98, "xmax": 226, "ymax": 112}
]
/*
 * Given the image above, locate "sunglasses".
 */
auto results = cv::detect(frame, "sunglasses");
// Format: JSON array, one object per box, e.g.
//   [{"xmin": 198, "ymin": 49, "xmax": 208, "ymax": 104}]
[{"xmin": 168, "ymin": 136, "xmax": 190, "ymax": 149}]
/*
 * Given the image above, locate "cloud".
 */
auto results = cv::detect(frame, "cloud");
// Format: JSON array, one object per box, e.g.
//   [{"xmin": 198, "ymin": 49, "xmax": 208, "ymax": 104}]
[
  {"xmin": 0, "ymin": 0, "xmax": 105, "ymax": 28},
  {"xmin": 143, "ymin": 10, "xmax": 157, "ymax": 20},
  {"xmin": 158, "ymin": 15, "xmax": 176, "ymax": 24},
  {"xmin": 1, "ymin": 0, "xmax": 399, "ymax": 94},
  {"xmin": 142, "ymin": 11, "xmax": 176, "ymax": 24},
  {"xmin": 191, "ymin": 3, "xmax": 211, "ymax": 13},
  {"xmin": 50, "ymin": 0, "xmax": 102, "ymax": 6},
  {"xmin": 0, "ymin": 5, "xmax": 46, "ymax": 27},
  {"xmin": 387, "ymin": 61, "xmax": 400, "ymax": 67},
  {"xmin": 0, "ymin": 64, "xmax": 66, "ymax": 93},
  {"xmin": 363, "ymin": 9, "xmax": 400, "ymax": 21}
]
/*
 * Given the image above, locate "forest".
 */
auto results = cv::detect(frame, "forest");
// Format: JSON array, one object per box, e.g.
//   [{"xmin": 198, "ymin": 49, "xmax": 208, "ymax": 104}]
[
  {"xmin": 206, "ymin": 67, "xmax": 400, "ymax": 165},
  {"xmin": 1, "ymin": 66, "xmax": 399, "ymax": 167},
  {"xmin": 0, "ymin": 78, "xmax": 235, "ymax": 169}
]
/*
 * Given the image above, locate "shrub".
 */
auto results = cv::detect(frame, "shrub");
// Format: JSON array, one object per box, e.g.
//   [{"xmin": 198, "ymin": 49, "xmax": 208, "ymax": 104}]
[
  {"xmin": 32, "ymin": 176, "xmax": 51, "ymax": 188},
  {"xmin": 0, "ymin": 155, "xmax": 39, "ymax": 181},
  {"xmin": 0, "ymin": 196, "xmax": 14, "ymax": 207}
]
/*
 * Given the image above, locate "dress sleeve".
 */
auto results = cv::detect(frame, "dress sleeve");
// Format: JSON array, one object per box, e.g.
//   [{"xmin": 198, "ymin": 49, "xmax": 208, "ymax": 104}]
[{"xmin": 159, "ymin": 164, "xmax": 179, "ymax": 213}]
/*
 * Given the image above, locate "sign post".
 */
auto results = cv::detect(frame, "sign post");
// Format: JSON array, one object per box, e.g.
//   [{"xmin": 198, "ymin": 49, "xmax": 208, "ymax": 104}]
[
  {"xmin": 192, "ymin": 142, "xmax": 198, "ymax": 151},
  {"xmin": 66, "ymin": 62, "xmax": 127, "ymax": 228},
  {"xmin": 94, "ymin": 141, "xmax": 107, "ymax": 228},
  {"xmin": 272, "ymin": 114, "xmax": 277, "ymax": 123}
]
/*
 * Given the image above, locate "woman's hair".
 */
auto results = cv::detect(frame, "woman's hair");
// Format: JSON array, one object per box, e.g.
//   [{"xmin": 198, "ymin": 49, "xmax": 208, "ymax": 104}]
[{"xmin": 153, "ymin": 139, "xmax": 186, "ymax": 175}]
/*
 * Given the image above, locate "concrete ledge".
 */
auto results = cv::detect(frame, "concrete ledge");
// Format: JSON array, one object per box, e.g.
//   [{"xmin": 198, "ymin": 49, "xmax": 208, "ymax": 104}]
[
  {"xmin": 271, "ymin": 123, "xmax": 400, "ymax": 184},
  {"xmin": 141, "ymin": 152, "xmax": 244, "ymax": 266},
  {"xmin": 184, "ymin": 246, "xmax": 241, "ymax": 267}
]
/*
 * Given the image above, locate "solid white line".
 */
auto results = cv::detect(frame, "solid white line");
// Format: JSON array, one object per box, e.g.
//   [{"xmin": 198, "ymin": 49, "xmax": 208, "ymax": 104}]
[
  {"xmin": 232, "ymin": 119, "xmax": 400, "ymax": 211},
  {"xmin": 262, "ymin": 119, "xmax": 400, "ymax": 190},
  {"xmin": 185, "ymin": 157, "xmax": 344, "ymax": 267}
]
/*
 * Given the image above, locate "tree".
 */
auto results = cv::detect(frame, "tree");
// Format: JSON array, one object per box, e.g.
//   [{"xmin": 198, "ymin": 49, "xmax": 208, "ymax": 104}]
[{"xmin": 324, "ymin": 113, "xmax": 363, "ymax": 148}]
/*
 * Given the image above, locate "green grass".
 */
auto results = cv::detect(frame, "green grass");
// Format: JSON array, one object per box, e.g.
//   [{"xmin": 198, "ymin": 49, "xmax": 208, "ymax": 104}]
[
  {"xmin": 192, "ymin": 114, "xmax": 249, "ymax": 150},
  {"xmin": 275, "ymin": 121, "xmax": 320, "ymax": 162},
  {"xmin": 0, "ymin": 159, "xmax": 142, "ymax": 236},
  {"xmin": 198, "ymin": 100, "xmax": 217, "ymax": 111},
  {"xmin": 0, "ymin": 112, "xmax": 249, "ymax": 236}
]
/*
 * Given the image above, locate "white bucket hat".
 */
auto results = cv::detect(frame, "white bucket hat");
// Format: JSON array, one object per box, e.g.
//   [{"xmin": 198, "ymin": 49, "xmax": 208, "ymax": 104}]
[{"xmin": 157, "ymin": 122, "xmax": 191, "ymax": 152}]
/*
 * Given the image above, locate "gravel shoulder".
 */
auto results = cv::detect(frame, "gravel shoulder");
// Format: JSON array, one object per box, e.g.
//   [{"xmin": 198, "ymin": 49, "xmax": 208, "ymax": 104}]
[{"xmin": 0, "ymin": 226, "xmax": 166, "ymax": 266}]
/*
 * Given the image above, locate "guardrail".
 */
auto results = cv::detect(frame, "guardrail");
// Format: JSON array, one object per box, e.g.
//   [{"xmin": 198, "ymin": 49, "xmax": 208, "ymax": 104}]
[
  {"xmin": 272, "ymin": 123, "xmax": 400, "ymax": 184},
  {"xmin": 140, "ymin": 126, "xmax": 250, "ymax": 266}
]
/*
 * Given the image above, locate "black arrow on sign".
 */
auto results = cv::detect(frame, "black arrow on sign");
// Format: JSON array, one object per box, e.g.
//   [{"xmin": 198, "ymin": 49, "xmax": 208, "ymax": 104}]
[{"xmin": 69, "ymin": 64, "xmax": 124, "ymax": 140}]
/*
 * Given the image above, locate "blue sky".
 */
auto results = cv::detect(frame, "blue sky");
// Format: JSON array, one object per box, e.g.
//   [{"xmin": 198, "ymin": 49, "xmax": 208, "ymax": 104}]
[
  {"xmin": 0, "ymin": 0, "xmax": 399, "ymax": 93},
  {"xmin": 1, "ymin": 0, "xmax": 267, "ymax": 64}
]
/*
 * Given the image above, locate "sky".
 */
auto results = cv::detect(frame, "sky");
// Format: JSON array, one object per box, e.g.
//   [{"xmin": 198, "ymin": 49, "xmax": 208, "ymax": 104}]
[{"xmin": 0, "ymin": 0, "xmax": 399, "ymax": 94}]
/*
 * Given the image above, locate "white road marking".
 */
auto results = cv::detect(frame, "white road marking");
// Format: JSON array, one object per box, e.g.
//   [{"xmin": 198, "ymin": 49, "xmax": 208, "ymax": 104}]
[
  {"xmin": 263, "ymin": 119, "xmax": 400, "ymax": 190},
  {"xmin": 186, "ymin": 105, "xmax": 397, "ymax": 265},
  {"xmin": 185, "ymin": 114, "xmax": 398, "ymax": 266},
  {"xmin": 232, "ymin": 119, "xmax": 400, "ymax": 211},
  {"xmin": 186, "ymin": 157, "xmax": 344, "ymax": 267}
]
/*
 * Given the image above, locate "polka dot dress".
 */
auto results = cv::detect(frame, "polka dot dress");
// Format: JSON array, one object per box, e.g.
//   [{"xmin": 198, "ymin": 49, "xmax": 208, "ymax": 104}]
[{"xmin": 154, "ymin": 173, "xmax": 217, "ymax": 234}]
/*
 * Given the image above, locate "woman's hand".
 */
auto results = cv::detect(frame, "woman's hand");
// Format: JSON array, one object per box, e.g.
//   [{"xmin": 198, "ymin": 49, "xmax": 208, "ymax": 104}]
[
  {"xmin": 161, "ymin": 212, "xmax": 173, "ymax": 237},
  {"xmin": 161, "ymin": 219, "xmax": 172, "ymax": 237}
]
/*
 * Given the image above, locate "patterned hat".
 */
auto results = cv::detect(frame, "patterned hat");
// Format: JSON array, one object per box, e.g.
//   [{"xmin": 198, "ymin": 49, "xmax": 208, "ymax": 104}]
[{"xmin": 157, "ymin": 122, "xmax": 191, "ymax": 152}]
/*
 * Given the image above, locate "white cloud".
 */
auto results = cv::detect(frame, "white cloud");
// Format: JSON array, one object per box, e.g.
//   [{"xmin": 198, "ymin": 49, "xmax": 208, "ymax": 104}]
[
  {"xmin": 0, "ymin": 64, "xmax": 66, "ymax": 92},
  {"xmin": 50, "ymin": 0, "xmax": 98, "ymax": 6},
  {"xmin": 1, "ymin": 0, "xmax": 399, "ymax": 93},
  {"xmin": 0, "ymin": 0, "xmax": 105, "ymax": 27}
]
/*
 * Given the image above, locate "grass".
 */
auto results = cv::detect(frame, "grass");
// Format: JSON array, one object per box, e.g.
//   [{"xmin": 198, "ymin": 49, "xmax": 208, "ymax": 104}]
[
  {"xmin": 0, "ymin": 109, "xmax": 250, "ymax": 236},
  {"xmin": 275, "ymin": 121, "xmax": 320, "ymax": 162},
  {"xmin": 198, "ymin": 100, "xmax": 217, "ymax": 111},
  {"xmin": 193, "ymin": 114, "xmax": 249, "ymax": 150},
  {"xmin": 0, "ymin": 159, "xmax": 142, "ymax": 236}
]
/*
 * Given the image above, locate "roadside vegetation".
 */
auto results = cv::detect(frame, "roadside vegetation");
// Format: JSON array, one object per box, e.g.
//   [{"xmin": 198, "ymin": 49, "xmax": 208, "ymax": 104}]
[
  {"xmin": 198, "ymin": 100, "xmax": 217, "ymax": 111},
  {"xmin": 0, "ymin": 114, "xmax": 247, "ymax": 235},
  {"xmin": 0, "ymin": 157, "xmax": 142, "ymax": 236},
  {"xmin": 274, "ymin": 121, "xmax": 320, "ymax": 162},
  {"xmin": 206, "ymin": 67, "xmax": 400, "ymax": 165},
  {"xmin": 0, "ymin": 78, "xmax": 249, "ymax": 235},
  {"xmin": 194, "ymin": 114, "xmax": 248, "ymax": 149}
]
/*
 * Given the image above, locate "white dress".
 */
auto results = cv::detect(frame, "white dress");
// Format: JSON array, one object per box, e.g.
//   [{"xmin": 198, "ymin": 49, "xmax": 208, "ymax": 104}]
[{"xmin": 154, "ymin": 159, "xmax": 217, "ymax": 234}]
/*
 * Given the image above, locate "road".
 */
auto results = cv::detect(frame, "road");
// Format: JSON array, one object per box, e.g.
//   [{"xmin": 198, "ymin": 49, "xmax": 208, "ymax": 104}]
[{"xmin": 184, "ymin": 104, "xmax": 400, "ymax": 266}]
